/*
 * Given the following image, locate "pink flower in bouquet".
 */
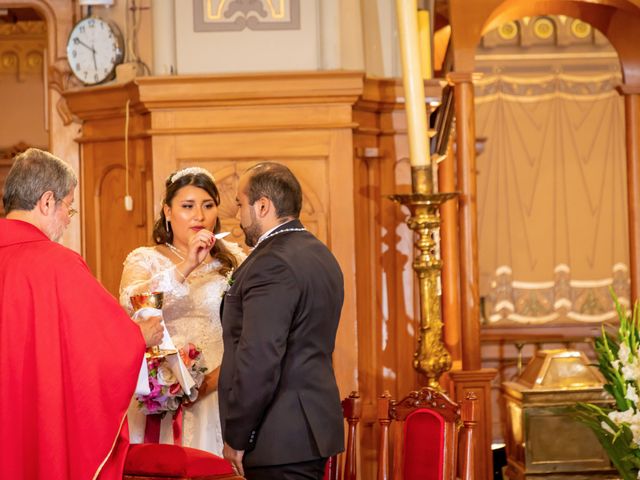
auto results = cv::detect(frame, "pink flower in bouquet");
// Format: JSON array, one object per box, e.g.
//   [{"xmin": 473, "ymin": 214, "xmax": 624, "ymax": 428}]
[
  {"xmin": 179, "ymin": 343, "xmax": 200, "ymax": 367},
  {"xmin": 148, "ymin": 375, "xmax": 162, "ymax": 397},
  {"xmin": 144, "ymin": 398, "xmax": 161, "ymax": 414}
]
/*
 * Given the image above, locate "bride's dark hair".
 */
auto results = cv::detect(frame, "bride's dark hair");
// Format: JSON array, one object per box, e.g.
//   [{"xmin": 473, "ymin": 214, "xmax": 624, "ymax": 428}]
[{"xmin": 153, "ymin": 170, "xmax": 237, "ymax": 275}]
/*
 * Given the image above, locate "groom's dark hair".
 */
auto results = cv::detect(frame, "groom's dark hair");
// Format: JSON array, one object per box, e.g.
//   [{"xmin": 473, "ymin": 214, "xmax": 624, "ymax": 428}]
[{"xmin": 245, "ymin": 162, "xmax": 302, "ymax": 219}]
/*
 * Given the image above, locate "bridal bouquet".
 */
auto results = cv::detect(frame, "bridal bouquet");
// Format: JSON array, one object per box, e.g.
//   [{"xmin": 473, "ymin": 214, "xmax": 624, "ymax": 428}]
[
  {"xmin": 573, "ymin": 294, "xmax": 640, "ymax": 480},
  {"xmin": 136, "ymin": 343, "xmax": 208, "ymax": 415}
]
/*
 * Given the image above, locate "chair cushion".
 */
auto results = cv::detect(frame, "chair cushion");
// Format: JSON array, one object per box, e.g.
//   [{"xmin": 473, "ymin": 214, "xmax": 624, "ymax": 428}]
[
  {"xmin": 403, "ymin": 409, "xmax": 445, "ymax": 480},
  {"xmin": 124, "ymin": 444, "xmax": 234, "ymax": 477}
]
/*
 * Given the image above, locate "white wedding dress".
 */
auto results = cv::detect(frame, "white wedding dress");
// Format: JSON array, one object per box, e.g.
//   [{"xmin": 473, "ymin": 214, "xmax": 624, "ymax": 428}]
[{"xmin": 119, "ymin": 240, "xmax": 245, "ymax": 456}]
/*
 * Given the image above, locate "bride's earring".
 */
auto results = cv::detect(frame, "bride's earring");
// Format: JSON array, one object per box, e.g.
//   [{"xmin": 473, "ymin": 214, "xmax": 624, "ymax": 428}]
[{"xmin": 165, "ymin": 219, "xmax": 171, "ymax": 232}]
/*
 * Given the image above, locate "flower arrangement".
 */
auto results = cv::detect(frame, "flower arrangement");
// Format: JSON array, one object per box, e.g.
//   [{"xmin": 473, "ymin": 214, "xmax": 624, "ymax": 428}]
[
  {"xmin": 225, "ymin": 269, "xmax": 234, "ymax": 288},
  {"xmin": 220, "ymin": 269, "xmax": 234, "ymax": 298},
  {"xmin": 136, "ymin": 343, "xmax": 207, "ymax": 415},
  {"xmin": 573, "ymin": 294, "xmax": 640, "ymax": 479}
]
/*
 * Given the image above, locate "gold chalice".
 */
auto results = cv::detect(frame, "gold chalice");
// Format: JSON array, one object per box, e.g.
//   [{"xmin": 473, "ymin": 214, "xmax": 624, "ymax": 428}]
[{"xmin": 130, "ymin": 292, "xmax": 177, "ymax": 359}]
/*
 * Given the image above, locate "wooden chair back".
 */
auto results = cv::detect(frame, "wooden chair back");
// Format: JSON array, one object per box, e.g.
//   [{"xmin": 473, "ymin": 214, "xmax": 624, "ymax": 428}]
[
  {"xmin": 326, "ymin": 391, "xmax": 362, "ymax": 480},
  {"xmin": 377, "ymin": 387, "xmax": 477, "ymax": 480}
]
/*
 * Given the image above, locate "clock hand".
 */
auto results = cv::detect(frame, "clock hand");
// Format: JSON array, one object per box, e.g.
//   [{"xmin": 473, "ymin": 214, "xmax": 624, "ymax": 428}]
[
  {"xmin": 92, "ymin": 49, "xmax": 97, "ymax": 71},
  {"xmin": 75, "ymin": 38, "xmax": 95, "ymax": 53}
]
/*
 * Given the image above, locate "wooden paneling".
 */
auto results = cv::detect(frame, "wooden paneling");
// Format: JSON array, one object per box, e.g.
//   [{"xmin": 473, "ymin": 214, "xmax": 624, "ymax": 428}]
[{"xmin": 64, "ymin": 72, "xmax": 364, "ymax": 405}]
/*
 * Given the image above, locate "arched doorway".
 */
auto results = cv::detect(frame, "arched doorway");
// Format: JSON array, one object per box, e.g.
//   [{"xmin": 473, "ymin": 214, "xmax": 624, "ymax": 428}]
[
  {"xmin": 0, "ymin": 7, "xmax": 47, "ymax": 216},
  {"xmin": 0, "ymin": 0, "xmax": 80, "ymax": 249}
]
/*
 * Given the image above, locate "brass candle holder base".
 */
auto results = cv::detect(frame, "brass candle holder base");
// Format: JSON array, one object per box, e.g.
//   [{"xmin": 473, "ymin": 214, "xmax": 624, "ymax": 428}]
[{"xmin": 389, "ymin": 166, "xmax": 457, "ymax": 389}]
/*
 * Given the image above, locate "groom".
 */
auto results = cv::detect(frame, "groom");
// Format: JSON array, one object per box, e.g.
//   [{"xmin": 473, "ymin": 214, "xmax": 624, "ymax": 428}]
[{"xmin": 219, "ymin": 162, "xmax": 345, "ymax": 479}]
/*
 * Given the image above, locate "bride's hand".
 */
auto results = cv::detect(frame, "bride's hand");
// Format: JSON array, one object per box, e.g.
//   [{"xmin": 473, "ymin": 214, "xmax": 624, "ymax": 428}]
[
  {"xmin": 185, "ymin": 367, "xmax": 220, "ymax": 407},
  {"xmin": 180, "ymin": 230, "xmax": 215, "ymax": 276}
]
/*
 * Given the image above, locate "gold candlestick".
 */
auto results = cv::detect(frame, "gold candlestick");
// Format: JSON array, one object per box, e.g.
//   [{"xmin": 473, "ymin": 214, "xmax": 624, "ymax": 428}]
[
  {"xmin": 130, "ymin": 292, "xmax": 176, "ymax": 359},
  {"xmin": 390, "ymin": 166, "xmax": 456, "ymax": 389}
]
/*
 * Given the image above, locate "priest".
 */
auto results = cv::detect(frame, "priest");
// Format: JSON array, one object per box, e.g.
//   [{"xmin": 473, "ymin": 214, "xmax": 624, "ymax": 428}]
[{"xmin": 0, "ymin": 148, "xmax": 163, "ymax": 479}]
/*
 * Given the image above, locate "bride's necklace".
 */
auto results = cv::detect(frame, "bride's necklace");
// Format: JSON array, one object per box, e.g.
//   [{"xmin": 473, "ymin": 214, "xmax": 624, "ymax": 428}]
[
  {"xmin": 165, "ymin": 242, "xmax": 214, "ymax": 267},
  {"xmin": 255, "ymin": 226, "xmax": 306, "ymax": 248},
  {"xmin": 165, "ymin": 242, "xmax": 186, "ymax": 260}
]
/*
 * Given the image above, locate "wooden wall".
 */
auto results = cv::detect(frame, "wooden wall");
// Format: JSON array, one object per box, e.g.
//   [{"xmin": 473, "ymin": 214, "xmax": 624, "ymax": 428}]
[{"xmin": 64, "ymin": 71, "xmax": 364, "ymax": 405}]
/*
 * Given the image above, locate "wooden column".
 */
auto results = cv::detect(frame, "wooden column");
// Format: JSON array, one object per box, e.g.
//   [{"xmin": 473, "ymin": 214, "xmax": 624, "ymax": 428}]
[
  {"xmin": 439, "ymin": 141, "xmax": 462, "ymax": 364},
  {"xmin": 447, "ymin": 71, "xmax": 496, "ymax": 480},
  {"xmin": 620, "ymin": 85, "xmax": 640, "ymax": 302},
  {"xmin": 450, "ymin": 369, "xmax": 496, "ymax": 480},
  {"xmin": 448, "ymin": 72, "xmax": 481, "ymax": 370}
]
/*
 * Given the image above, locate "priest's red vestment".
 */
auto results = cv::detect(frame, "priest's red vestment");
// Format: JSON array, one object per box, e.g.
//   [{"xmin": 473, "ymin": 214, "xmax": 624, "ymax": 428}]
[{"xmin": 0, "ymin": 219, "xmax": 145, "ymax": 479}]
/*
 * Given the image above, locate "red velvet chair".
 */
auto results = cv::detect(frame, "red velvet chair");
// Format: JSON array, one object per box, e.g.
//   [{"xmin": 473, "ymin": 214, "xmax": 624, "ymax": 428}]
[
  {"xmin": 123, "ymin": 444, "xmax": 244, "ymax": 480},
  {"xmin": 376, "ymin": 387, "xmax": 477, "ymax": 480},
  {"xmin": 325, "ymin": 391, "xmax": 362, "ymax": 480}
]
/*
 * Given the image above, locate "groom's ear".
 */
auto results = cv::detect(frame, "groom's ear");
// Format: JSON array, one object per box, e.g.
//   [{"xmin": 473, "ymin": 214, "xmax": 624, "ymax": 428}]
[{"xmin": 256, "ymin": 196, "xmax": 272, "ymax": 218}]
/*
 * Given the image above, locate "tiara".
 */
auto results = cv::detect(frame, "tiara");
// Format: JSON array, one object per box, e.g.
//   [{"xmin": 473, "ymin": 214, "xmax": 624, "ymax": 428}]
[{"xmin": 169, "ymin": 167, "xmax": 215, "ymax": 184}]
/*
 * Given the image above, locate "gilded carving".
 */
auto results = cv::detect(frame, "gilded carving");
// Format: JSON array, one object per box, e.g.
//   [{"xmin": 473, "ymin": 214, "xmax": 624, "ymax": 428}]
[
  {"xmin": 498, "ymin": 21, "xmax": 518, "ymax": 41},
  {"xmin": 26, "ymin": 51, "xmax": 43, "ymax": 69},
  {"xmin": 482, "ymin": 15, "xmax": 604, "ymax": 49},
  {"xmin": 0, "ymin": 20, "xmax": 46, "ymax": 37},
  {"xmin": 533, "ymin": 17, "xmax": 555, "ymax": 40},
  {"xmin": 388, "ymin": 387, "xmax": 462, "ymax": 428},
  {"xmin": 571, "ymin": 19, "xmax": 591, "ymax": 39},
  {"xmin": 0, "ymin": 21, "xmax": 46, "ymax": 80},
  {"xmin": 1, "ymin": 51, "xmax": 17, "ymax": 69},
  {"xmin": 194, "ymin": 0, "xmax": 300, "ymax": 32}
]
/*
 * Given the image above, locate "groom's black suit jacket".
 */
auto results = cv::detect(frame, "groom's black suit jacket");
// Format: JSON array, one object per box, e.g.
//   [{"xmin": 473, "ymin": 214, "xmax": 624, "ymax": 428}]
[{"xmin": 218, "ymin": 219, "xmax": 345, "ymax": 467}]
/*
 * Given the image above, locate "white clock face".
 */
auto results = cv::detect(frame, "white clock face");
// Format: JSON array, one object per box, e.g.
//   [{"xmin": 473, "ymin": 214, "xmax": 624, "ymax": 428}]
[{"xmin": 66, "ymin": 18, "xmax": 123, "ymax": 85}]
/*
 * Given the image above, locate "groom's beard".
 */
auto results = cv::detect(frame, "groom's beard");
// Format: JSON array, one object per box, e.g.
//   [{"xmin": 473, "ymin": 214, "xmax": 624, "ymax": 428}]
[{"xmin": 241, "ymin": 209, "xmax": 262, "ymax": 247}]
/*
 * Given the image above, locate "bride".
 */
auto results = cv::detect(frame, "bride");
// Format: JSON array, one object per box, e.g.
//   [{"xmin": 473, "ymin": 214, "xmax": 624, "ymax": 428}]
[{"xmin": 119, "ymin": 167, "xmax": 244, "ymax": 455}]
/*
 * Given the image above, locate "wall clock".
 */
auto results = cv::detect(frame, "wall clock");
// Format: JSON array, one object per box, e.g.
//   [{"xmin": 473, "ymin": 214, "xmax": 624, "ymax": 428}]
[{"xmin": 66, "ymin": 17, "xmax": 124, "ymax": 85}]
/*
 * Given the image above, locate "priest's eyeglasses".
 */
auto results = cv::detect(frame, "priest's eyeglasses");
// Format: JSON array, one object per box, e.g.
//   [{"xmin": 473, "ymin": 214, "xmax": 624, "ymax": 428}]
[{"xmin": 59, "ymin": 199, "xmax": 78, "ymax": 218}]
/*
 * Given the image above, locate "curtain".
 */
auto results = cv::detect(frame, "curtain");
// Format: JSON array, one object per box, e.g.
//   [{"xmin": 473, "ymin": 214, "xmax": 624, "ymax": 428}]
[{"xmin": 475, "ymin": 72, "xmax": 630, "ymax": 324}]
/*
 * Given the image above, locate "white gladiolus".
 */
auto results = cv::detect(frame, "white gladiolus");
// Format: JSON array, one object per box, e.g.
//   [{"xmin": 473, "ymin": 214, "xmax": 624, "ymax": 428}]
[
  {"xmin": 608, "ymin": 409, "xmax": 634, "ymax": 425},
  {"xmin": 619, "ymin": 343, "xmax": 631, "ymax": 364},
  {"xmin": 608, "ymin": 409, "xmax": 640, "ymax": 447},
  {"xmin": 622, "ymin": 358, "xmax": 640, "ymax": 382},
  {"xmin": 626, "ymin": 384, "xmax": 640, "ymax": 404},
  {"xmin": 614, "ymin": 343, "xmax": 640, "ymax": 383},
  {"xmin": 601, "ymin": 421, "xmax": 615, "ymax": 435}
]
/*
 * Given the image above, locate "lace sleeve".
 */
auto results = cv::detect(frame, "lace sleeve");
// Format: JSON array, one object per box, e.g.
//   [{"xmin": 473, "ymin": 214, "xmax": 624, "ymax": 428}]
[{"xmin": 119, "ymin": 247, "xmax": 189, "ymax": 315}]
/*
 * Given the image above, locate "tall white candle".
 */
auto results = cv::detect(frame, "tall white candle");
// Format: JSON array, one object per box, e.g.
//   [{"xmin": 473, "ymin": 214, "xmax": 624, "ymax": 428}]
[
  {"xmin": 396, "ymin": 0, "xmax": 430, "ymax": 166},
  {"xmin": 418, "ymin": 10, "xmax": 433, "ymax": 80}
]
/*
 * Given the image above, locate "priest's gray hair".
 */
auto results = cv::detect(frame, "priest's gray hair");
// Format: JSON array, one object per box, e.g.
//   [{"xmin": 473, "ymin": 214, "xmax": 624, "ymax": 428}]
[{"xmin": 2, "ymin": 148, "xmax": 78, "ymax": 214}]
